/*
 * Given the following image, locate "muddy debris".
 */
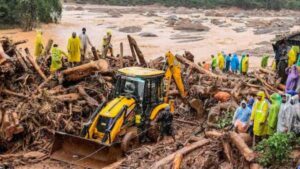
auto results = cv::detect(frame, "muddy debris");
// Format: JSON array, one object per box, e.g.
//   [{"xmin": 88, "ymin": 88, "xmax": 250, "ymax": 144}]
[
  {"xmin": 174, "ymin": 18, "xmax": 210, "ymax": 32},
  {"xmin": 119, "ymin": 26, "xmax": 142, "ymax": 33},
  {"xmin": 139, "ymin": 32, "xmax": 158, "ymax": 37}
]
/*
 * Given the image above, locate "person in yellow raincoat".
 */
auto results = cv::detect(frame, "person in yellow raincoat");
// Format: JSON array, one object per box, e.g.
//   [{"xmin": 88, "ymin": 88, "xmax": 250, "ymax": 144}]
[
  {"xmin": 34, "ymin": 30, "xmax": 44, "ymax": 59},
  {"xmin": 250, "ymin": 91, "xmax": 269, "ymax": 144},
  {"xmin": 240, "ymin": 54, "xmax": 249, "ymax": 75},
  {"xmin": 67, "ymin": 32, "xmax": 81, "ymax": 64},
  {"xmin": 217, "ymin": 52, "xmax": 225, "ymax": 71},
  {"xmin": 288, "ymin": 46, "xmax": 299, "ymax": 67},
  {"xmin": 50, "ymin": 44, "xmax": 68, "ymax": 73},
  {"xmin": 102, "ymin": 30, "xmax": 113, "ymax": 57}
]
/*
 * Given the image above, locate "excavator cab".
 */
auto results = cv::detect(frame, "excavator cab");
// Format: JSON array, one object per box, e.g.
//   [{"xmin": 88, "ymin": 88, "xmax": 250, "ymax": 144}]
[{"xmin": 50, "ymin": 67, "xmax": 168, "ymax": 169}]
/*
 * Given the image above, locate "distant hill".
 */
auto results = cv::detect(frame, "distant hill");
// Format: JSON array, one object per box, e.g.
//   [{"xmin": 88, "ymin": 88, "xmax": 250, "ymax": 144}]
[{"xmin": 71, "ymin": 0, "xmax": 300, "ymax": 10}]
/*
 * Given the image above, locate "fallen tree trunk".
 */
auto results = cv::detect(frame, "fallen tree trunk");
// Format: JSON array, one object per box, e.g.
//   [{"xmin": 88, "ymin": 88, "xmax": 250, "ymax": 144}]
[
  {"xmin": 229, "ymin": 131, "xmax": 255, "ymax": 162},
  {"xmin": 77, "ymin": 86, "xmax": 99, "ymax": 107},
  {"xmin": 175, "ymin": 54, "xmax": 217, "ymax": 77},
  {"xmin": 51, "ymin": 93, "xmax": 80, "ymax": 102},
  {"xmin": 42, "ymin": 39, "xmax": 53, "ymax": 56},
  {"xmin": 128, "ymin": 35, "xmax": 147, "ymax": 66},
  {"xmin": 1, "ymin": 88, "xmax": 29, "ymax": 98},
  {"xmin": 62, "ymin": 59, "xmax": 109, "ymax": 81},
  {"xmin": 151, "ymin": 139, "xmax": 210, "ymax": 169},
  {"xmin": 24, "ymin": 48, "xmax": 47, "ymax": 81}
]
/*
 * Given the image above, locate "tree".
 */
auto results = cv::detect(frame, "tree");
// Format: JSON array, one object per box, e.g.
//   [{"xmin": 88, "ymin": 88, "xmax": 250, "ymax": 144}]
[{"xmin": 0, "ymin": 0, "xmax": 62, "ymax": 31}]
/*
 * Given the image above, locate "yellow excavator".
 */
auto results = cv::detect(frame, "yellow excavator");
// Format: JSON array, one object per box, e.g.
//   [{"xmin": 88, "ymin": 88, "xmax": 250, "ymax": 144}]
[{"xmin": 50, "ymin": 51, "xmax": 187, "ymax": 169}]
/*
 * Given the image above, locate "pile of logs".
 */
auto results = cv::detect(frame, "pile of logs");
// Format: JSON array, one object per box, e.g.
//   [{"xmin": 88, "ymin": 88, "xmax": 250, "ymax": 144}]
[{"xmin": 0, "ymin": 35, "xmax": 286, "ymax": 168}]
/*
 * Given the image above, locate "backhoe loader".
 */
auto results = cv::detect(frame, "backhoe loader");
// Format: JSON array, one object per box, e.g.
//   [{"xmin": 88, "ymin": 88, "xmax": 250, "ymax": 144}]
[{"xmin": 50, "ymin": 51, "xmax": 187, "ymax": 169}]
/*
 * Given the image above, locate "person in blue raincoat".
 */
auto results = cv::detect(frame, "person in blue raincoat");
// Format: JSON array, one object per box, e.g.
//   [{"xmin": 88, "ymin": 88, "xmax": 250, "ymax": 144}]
[
  {"xmin": 231, "ymin": 53, "xmax": 240, "ymax": 73},
  {"xmin": 225, "ymin": 53, "xmax": 231, "ymax": 72}
]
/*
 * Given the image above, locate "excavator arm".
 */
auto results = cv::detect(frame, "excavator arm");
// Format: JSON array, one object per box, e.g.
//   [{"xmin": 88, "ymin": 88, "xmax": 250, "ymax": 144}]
[{"xmin": 164, "ymin": 51, "xmax": 187, "ymax": 103}]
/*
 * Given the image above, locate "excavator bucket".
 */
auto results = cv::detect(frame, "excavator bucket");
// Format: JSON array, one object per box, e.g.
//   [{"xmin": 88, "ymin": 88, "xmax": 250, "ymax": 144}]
[{"xmin": 50, "ymin": 132, "xmax": 123, "ymax": 169}]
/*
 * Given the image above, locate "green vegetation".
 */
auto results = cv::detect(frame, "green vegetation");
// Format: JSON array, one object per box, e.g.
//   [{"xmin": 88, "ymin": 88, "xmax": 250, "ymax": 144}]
[
  {"xmin": 82, "ymin": 0, "xmax": 300, "ymax": 10},
  {"xmin": 0, "ymin": 0, "xmax": 62, "ymax": 31},
  {"xmin": 255, "ymin": 133, "xmax": 299, "ymax": 167},
  {"xmin": 216, "ymin": 111, "xmax": 233, "ymax": 129}
]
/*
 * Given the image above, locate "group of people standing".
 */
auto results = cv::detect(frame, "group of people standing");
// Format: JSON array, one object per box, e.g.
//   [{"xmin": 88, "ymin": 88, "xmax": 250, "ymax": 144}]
[
  {"xmin": 208, "ymin": 52, "xmax": 249, "ymax": 75},
  {"xmin": 232, "ymin": 90, "xmax": 300, "ymax": 144},
  {"xmin": 34, "ymin": 28, "xmax": 113, "ymax": 73}
]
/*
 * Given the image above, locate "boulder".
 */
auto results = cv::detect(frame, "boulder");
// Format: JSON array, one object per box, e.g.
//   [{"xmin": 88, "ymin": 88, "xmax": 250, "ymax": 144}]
[
  {"xmin": 174, "ymin": 18, "xmax": 210, "ymax": 32},
  {"xmin": 119, "ymin": 26, "xmax": 142, "ymax": 33},
  {"xmin": 139, "ymin": 32, "xmax": 158, "ymax": 37}
]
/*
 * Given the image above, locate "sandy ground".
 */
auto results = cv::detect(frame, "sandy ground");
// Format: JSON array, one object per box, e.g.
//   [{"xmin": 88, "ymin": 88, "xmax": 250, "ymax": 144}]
[
  {"xmin": 1, "ymin": 3, "xmax": 299, "ymax": 169},
  {"xmin": 1, "ymin": 3, "xmax": 299, "ymax": 69}
]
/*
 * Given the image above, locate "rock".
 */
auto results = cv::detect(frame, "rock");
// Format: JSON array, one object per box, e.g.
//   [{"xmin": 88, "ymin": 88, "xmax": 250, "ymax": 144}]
[
  {"xmin": 139, "ymin": 32, "xmax": 158, "ymax": 37},
  {"xmin": 166, "ymin": 15, "xmax": 178, "ymax": 21},
  {"xmin": 211, "ymin": 19, "xmax": 226, "ymax": 26},
  {"xmin": 107, "ymin": 10, "xmax": 122, "ymax": 18},
  {"xmin": 119, "ymin": 26, "xmax": 142, "ymax": 33},
  {"xmin": 233, "ymin": 27, "xmax": 246, "ymax": 33},
  {"xmin": 205, "ymin": 11, "xmax": 225, "ymax": 17},
  {"xmin": 174, "ymin": 18, "xmax": 210, "ymax": 32},
  {"xmin": 145, "ymin": 11, "xmax": 158, "ymax": 17},
  {"xmin": 75, "ymin": 6, "xmax": 84, "ymax": 11}
]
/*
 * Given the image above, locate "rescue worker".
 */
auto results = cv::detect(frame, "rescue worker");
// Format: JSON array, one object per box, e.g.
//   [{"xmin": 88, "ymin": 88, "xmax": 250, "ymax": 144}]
[
  {"xmin": 250, "ymin": 91, "xmax": 269, "ymax": 145},
  {"xmin": 288, "ymin": 46, "xmax": 298, "ymax": 67},
  {"xmin": 79, "ymin": 27, "xmax": 93, "ymax": 61},
  {"xmin": 297, "ymin": 54, "xmax": 300, "ymax": 67},
  {"xmin": 34, "ymin": 30, "xmax": 44, "ymax": 59},
  {"xmin": 217, "ymin": 52, "xmax": 225, "ymax": 71},
  {"xmin": 290, "ymin": 92, "xmax": 300, "ymax": 135},
  {"xmin": 232, "ymin": 101, "xmax": 252, "ymax": 133},
  {"xmin": 102, "ymin": 30, "xmax": 113, "ymax": 57},
  {"xmin": 157, "ymin": 106, "xmax": 175, "ymax": 142},
  {"xmin": 240, "ymin": 54, "xmax": 249, "ymax": 75},
  {"xmin": 277, "ymin": 94, "xmax": 293, "ymax": 133},
  {"xmin": 266, "ymin": 93, "xmax": 282, "ymax": 136},
  {"xmin": 211, "ymin": 55, "xmax": 217, "ymax": 72},
  {"xmin": 225, "ymin": 53, "xmax": 231, "ymax": 72},
  {"xmin": 285, "ymin": 65, "xmax": 299, "ymax": 92},
  {"xmin": 67, "ymin": 32, "xmax": 81, "ymax": 66},
  {"xmin": 50, "ymin": 44, "xmax": 68, "ymax": 73},
  {"xmin": 231, "ymin": 53, "xmax": 239, "ymax": 74},
  {"xmin": 261, "ymin": 54, "xmax": 269, "ymax": 68}
]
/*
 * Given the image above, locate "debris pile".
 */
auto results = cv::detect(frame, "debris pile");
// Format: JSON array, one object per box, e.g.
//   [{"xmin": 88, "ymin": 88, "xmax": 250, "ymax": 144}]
[{"xmin": 0, "ymin": 34, "xmax": 296, "ymax": 169}]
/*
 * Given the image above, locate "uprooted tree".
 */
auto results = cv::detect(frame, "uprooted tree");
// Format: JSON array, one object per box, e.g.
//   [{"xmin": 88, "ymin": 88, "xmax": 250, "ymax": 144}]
[{"xmin": 0, "ymin": 0, "xmax": 62, "ymax": 31}]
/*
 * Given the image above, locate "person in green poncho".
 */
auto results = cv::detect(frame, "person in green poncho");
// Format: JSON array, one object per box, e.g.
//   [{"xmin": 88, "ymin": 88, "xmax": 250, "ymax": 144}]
[
  {"xmin": 261, "ymin": 54, "xmax": 269, "ymax": 68},
  {"xmin": 267, "ymin": 93, "xmax": 282, "ymax": 135},
  {"xmin": 211, "ymin": 55, "xmax": 217, "ymax": 72},
  {"xmin": 50, "ymin": 44, "xmax": 68, "ymax": 73},
  {"xmin": 297, "ymin": 53, "xmax": 300, "ymax": 67}
]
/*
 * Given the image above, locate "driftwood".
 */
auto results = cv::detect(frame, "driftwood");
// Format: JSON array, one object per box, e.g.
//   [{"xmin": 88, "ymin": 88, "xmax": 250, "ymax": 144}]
[
  {"xmin": 77, "ymin": 86, "xmax": 99, "ymax": 107},
  {"xmin": 127, "ymin": 35, "xmax": 147, "ymax": 66},
  {"xmin": 51, "ymin": 93, "xmax": 80, "ymax": 102},
  {"xmin": 62, "ymin": 59, "xmax": 109, "ymax": 81},
  {"xmin": 24, "ymin": 48, "xmax": 47, "ymax": 80},
  {"xmin": 175, "ymin": 54, "xmax": 217, "ymax": 77},
  {"xmin": 229, "ymin": 131, "xmax": 255, "ymax": 162},
  {"xmin": 42, "ymin": 39, "xmax": 53, "ymax": 56},
  {"xmin": 151, "ymin": 139, "xmax": 210, "ymax": 169},
  {"xmin": 1, "ymin": 88, "xmax": 29, "ymax": 99},
  {"xmin": 119, "ymin": 42, "xmax": 124, "ymax": 68}
]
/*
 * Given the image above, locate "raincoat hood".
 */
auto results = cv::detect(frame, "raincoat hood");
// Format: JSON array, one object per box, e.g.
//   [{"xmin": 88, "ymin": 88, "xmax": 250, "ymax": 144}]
[
  {"xmin": 289, "ymin": 65, "xmax": 299, "ymax": 79},
  {"xmin": 240, "ymin": 100, "xmax": 247, "ymax": 107},
  {"xmin": 257, "ymin": 91, "xmax": 265, "ymax": 100},
  {"xmin": 270, "ymin": 93, "xmax": 282, "ymax": 104}
]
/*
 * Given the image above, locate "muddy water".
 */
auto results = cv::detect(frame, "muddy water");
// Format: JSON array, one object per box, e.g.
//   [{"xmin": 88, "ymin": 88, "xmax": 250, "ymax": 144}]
[{"xmin": 0, "ymin": 3, "xmax": 299, "ymax": 69}]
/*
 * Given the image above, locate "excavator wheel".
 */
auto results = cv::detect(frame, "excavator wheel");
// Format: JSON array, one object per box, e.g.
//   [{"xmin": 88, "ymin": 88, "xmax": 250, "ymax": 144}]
[{"xmin": 121, "ymin": 131, "xmax": 139, "ymax": 152}]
